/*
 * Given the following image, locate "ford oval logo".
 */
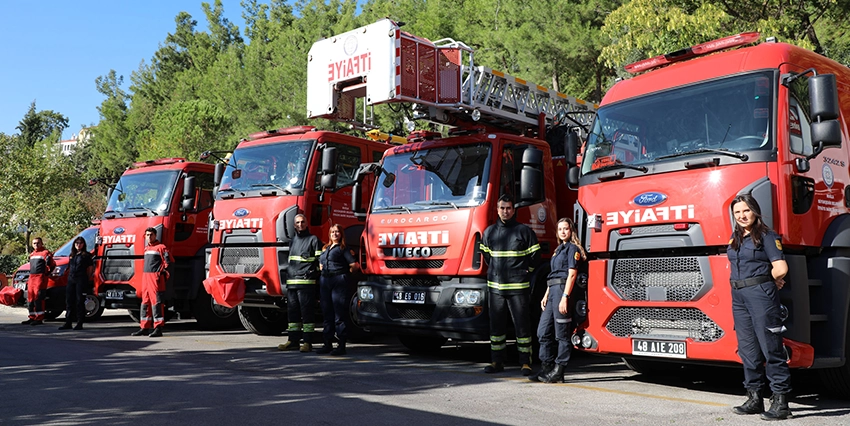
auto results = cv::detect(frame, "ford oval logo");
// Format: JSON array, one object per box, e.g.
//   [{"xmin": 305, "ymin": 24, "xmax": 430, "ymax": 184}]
[
  {"xmin": 233, "ymin": 208, "xmax": 250, "ymax": 217},
  {"xmin": 633, "ymin": 192, "xmax": 667, "ymax": 207},
  {"xmin": 114, "ymin": 227, "xmax": 125, "ymax": 234}
]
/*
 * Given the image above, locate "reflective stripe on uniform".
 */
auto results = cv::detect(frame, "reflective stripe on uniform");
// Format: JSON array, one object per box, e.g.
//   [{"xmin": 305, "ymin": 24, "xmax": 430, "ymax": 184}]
[
  {"xmin": 286, "ymin": 279, "xmax": 316, "ymax": 285},
  {"xmin": 303, "ymin": 323, "xmax": 315, "ymax": 333},
  {"xmin": 290, "ymin": 256, "xmax": 317, "ymax": 262},
  {"xmin": 487, "ymin": 281, "xmax": 530, "ymax": 290},
  {"xmin": 490, "ymin": 334, "xmax": 506, "ymax": 351},
  {"xmin": 479, "ymin": 243, "xmax": 540, "ymax": 257},
  {"xmin": 517, "ymin": 336, "xmax": 533, "ymax": 353},
  {"xmin": 287, "ymin": 322, "xmax": 302, "ymax": 332}
]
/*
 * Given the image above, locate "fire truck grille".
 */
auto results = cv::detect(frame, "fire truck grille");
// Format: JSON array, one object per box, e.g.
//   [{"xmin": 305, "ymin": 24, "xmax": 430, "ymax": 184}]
[
  {"xmin": 448, "ymin": 307, "xmax": 478, "ymax": 318},
  {"xmin": 392, "ymin": 277, "xmax": 441, "ymax": 287},
  {"xmin": 102, "ymin": 248, "xmax": 134, "ymax": 281},
  {"xmin": 359, "ymin": 302, "xmax": 378, "ymax": 313},
  {"xmin": 605, "ymin": 307, "xmax": 724, "ymax": 342},
  {"xmin": 388, "ymin": 305, "xmax": 435, "ymax": 321},
  {"xmin": 381, "ymin": 247, "xmax": 448, "ymax": 256},
  {"xmin": 385, "ymin": 260, "xmax": 445, "ymax": 269},
  {"xmin": 611, "ymin": 257, "xmax": 704, "ymax": 301},
  {"xmin": 220, "ymin": 247, "xmax": 262, "ymax": 274}
]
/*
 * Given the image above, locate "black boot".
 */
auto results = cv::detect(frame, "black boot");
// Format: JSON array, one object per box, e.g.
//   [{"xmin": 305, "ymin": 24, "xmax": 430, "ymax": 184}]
[
  {"xmin": 732, "ymin": 389, "xmax": 764, "ymax": 415},
  {"xmin": 540, "ymin": 364, "xmax": 565, "ymax": 383},
  {"xmin": 330, "ymin": 342, "xmax": 346, "ymax": 356},
  {"xmin": 315, "ymin": 341, "xmax": 333, "ymax": 354},
  {"xmin": 529, "ymin": 362, "xmax": 554, "ymax": 382},
  {"xmin": 760, "ymin": 393, "xmax": 791, "ymax": 420},
  {"xmin": 73, "ymin": 323, "xmax": 83, "ymax": 330},
  {"xmin": 58, "ymin": 321, "xmax": 73, "ymax": 330}
]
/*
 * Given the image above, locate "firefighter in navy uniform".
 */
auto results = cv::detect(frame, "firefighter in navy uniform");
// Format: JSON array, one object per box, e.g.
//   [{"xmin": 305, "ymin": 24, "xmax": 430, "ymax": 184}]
[
  {"xmin": 727, "ymin": 194, "xmax": 792, "ymax": 421},
  {"xmin": 278, "ymin": 214, "xmax": 322, "ymax": 352},
  {"xmin": 22, "ymin": 237, "xmax": 56, "ymax": 325},
  {"xmin": 479, "ymin": 194, "xmax": 540, "ymax": 375},
  {"xmin": 317, "ymin": 224, "xmax": 358, "ymax": 356},
  {"xmin": 131, "ymin": 227, "xmax": 173, "ymax": 338}
]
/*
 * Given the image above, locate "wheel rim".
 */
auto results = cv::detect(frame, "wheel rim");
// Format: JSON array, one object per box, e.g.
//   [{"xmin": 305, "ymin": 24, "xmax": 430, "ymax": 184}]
[
  {"xmin": 84, "ymin": 295, "xmax": 100, "ymax": 317},
  {"xmin": 210, "ymin": 297, "xmax": 235, "ymax": 318}
]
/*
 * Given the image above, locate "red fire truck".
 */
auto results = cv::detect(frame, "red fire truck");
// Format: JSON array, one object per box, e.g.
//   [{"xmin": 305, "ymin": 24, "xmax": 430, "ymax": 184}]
[
  {"xmin": 567, "ymin": 33, "xmax": 850, "ymax": 395},
  {"xmin": 93, "ymin": 158, "xmax": 236, "ymax": 328},
  {"xmin": 202, "ymin": 126, "xmax": 393, "ymax": 335},
  {"xmin": 305, "ymin": 19, "xmax": 595, "ymax": 350}
]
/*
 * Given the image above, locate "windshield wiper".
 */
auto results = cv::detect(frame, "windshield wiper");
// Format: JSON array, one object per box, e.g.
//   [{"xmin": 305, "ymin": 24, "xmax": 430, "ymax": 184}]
[
  {"xmin": 376, "ymin": 205, "xmax": 412, "ymax": 213},
  {"xmin": 415, "ymin": 200, "xmax": 459, "ymax": 210},
  {"xmin": 656, "ymin": 148, "xmax": 748, "ymax": 161},
  {"xmin": 127, "ymin": 206, "xmax": 157, "ymax": 216},
  {"xmin": 585, "ymin": 163, "xmax": 648, "ymax": 175},
  {"xmin": 251, "ymin": 183, "xmax": 292, "ymax": 195}
]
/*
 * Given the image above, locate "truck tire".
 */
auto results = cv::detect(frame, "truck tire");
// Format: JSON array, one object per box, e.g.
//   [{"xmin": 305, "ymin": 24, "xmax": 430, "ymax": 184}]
[
  {"xmin": 818, "ymin": 313, "xmax": 850, "ymax": 398},
  {"xmin": 398, "ymin": 335, "xmax": 447, "ymax": 353},
  {"xmin": 238, "ymin": 305, "xmax": 287, "ymax": 336},
  {"xmin": 192, "ymin": 289, "xmax": 240, "ymax": 330},
  {"xmin": 347, "ymin": 293, "xmax": 373, "ymax": 343},
  {"xmin": 83, "ymin": 294, "xmax": 104, "ymax": 320}
]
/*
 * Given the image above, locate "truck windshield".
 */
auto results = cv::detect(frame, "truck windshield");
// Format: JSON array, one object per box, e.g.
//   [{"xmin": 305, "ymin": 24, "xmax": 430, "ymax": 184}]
[
  {"xmin": 106, "ymin": 170, "xmax": 180, "ymax": 215},
  {"xmin": 219, "ymin": 140, "xmax": 313, "ymax": 193},
  {"xmin": 371, "ymin": 143, "xmax": 491, "ymax": 212},
  {"xmin": 54, "ymin": 227, "xmax": 98, "ymax": 257},
  {"xmin": 582, "ymin": 71, "xmax": 774, "ymax": 175}
]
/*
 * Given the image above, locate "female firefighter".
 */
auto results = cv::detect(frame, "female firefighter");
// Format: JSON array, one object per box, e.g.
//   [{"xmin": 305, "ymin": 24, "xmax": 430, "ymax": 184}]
[
  {"xmin": 317, "ymin": 224, "xmax": 358, "ymax": 355},
  {"xmin": 530, "ymin": 217, "xmax": 585, "ymax": 383},
  {"xmin": 59, "ymin": 236, "xmax": 93, "ymax": 330},
  {"xmin": 727, "ymin": 194, "xmax": 791, "ymax": 420}
]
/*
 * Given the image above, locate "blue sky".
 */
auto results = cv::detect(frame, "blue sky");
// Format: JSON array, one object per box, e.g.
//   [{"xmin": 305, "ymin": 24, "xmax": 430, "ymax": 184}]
[{"xmin": 0, "ymin": 1, "xmax": 244, "ymax": 139}]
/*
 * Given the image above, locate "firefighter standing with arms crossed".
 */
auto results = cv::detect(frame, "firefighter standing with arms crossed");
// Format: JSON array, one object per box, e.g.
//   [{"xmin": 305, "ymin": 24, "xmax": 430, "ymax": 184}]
[
  {"xmin": 22, "ymin": 237, "xmax": 55, "ymax": 325},
  {"xmin": 131, "ymin": 227, "xmax": 173, "ymax": 337},
  {"xmin": 278, "ymin": 214, "xmax": 322, "ymax": 352},
  {"xmin": 479, "ymin": 194, "xmax": 540, "ymax": 375}
]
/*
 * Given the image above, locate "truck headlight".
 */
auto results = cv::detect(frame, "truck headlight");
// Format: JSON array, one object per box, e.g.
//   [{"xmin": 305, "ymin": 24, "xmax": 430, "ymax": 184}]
[
  {"xmin": 452, "ymin": 290, "xmax": 481, "ymax": 306},
  {"xmin": 358, "ymin": 286, "xmax": 374, "ymax": 301}
]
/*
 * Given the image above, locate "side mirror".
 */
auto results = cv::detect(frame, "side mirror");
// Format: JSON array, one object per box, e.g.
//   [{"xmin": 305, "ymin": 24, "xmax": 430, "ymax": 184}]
[
  {"xmin": 182, "ymin": 176, "xmax": 196, "ymax": 211},
  {"xmin": 321, "ymin": 146, "xmax": 338, "ymax": 190},
  {"xmin": 352, "ymin": 182, "xmax": 365, "ymax": 220},
  {"xmin": 520, "ymin": 146, "xmax": 543, "ymax": 203},
  {"xmin": 567, "ymin": 167, "xmax": 580, "ymax": 187},
  {"xmin": 214, "ymin": 163, "xmax": 224, "ymax": 187},
  {"xmin": 808, "ymin": 74, "xmax": 842, "ymax": 158},
  {"xmin": 565, "ymin": 130, "xmax": 579, "ymax": 168},
  {"xmin": 107, "ymin": 188, "xmax": 114, "ymax": 202}
]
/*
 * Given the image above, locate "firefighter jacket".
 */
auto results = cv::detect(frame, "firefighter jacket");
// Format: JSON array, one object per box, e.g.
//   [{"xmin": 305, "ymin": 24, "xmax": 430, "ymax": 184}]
[
  {"xmin": 142, "ymin": 241, "xmax": 173, "ymax": 292},
  {"xmin": 286, "ymin": 229, "xmax": 322, "ymax": 287},
  {"xmin": 480, "ymin": 216, "xmax": 540, "ymax": 293},
  {"xmin": 28, "ymin": 249, "xmax": 56, "ymax": 290}
]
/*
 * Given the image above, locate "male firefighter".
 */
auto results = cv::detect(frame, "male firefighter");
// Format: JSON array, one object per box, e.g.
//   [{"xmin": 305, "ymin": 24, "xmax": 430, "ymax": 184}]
[
  {"xmin": 131, "ymin": 227, "xmax": 172, "ymax": 337},
  {"xmin": 479, "ymin": 194, "xmax": 540, "ymax": 375},
  {"xmin": 278, "ymin": 214, "xmax": 322, "ymax": 352},
  {"xmin": 22, "ymin": 237, "xmax": 55, "ymax": 325}
]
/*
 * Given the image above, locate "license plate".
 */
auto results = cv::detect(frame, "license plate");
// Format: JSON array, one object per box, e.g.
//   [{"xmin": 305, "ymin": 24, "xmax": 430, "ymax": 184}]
[
  {"xmin": 106, "ymin": 289, "xmax": 124, "ymax": 300},
  {"xmin": 13, "ymin": 283, "xmax": 26, "ymax": 290},
  {"xmin": 632, "ymin": 338, "xmax": 687, "ymax": 359},
  {"xmin": 392, "ymin": 291, "xmax": 426, "ymax": 304}
]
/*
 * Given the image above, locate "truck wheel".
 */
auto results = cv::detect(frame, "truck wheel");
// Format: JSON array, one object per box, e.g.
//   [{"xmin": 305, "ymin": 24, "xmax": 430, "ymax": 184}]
[
  {"xmin": 818, "ymin": 312, "xmax": 850, "ymax": 398},
  {"xmin": 83, "ymin": 295, "xmax": 104, "ymax": 320},
  {"xmin": 192, "ymin": 289, "xmax": 240, "ymax": 330},
  {"xmin": 238, "ymin": 306, "xmax": 287, "ymax": 335},
  {"xmin": 347, "ymin": 293, "xmax": 373, "ymax": 343},
  {"xmin": 398, "ymin": 335, "xmax": 447, "ymax": 353}
]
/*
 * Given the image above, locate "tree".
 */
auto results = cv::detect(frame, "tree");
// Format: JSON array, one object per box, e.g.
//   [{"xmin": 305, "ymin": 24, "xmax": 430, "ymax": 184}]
[
  {"xmin": 87, "ymin": 70, "xmax": 135, "ymax": 180},
  {"xmin": 15, "ymin": 101, "xmax": 69, "ymax": 148}
]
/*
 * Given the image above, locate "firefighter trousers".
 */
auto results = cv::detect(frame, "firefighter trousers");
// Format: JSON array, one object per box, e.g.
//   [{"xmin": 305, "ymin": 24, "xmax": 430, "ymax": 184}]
[
  {"xmin": 732, "ymin": 282, "xmax": 791, "ymax": 394},
  {"xmin": 139, "ymin": 288, "xmax": 165, "ymax": 330},
  {"xmin": 488, "ymin": 290, "xmax": 532, "ymax": 365},
  {"xmin": 286, "ymin": 287, "xmax": 317, "ymax": 343},
  {"xmin": 320, "ymin": 274, "xmax": 350, "ymax": 345}
]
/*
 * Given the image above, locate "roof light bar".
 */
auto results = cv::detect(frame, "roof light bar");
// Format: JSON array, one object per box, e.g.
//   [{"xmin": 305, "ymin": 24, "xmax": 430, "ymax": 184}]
[{"xmin": 625, "ymin": 32, "xmax": 760, "ymax": 74}]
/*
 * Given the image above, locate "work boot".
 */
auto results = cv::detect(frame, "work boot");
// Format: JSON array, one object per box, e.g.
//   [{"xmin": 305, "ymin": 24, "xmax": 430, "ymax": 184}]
[
  {"xmin": 330, "ymin": 343, "xmax": 346, "ymax": 356},
  {"xmin": 529, "ymin": 362, "xmax": 555, "ymax": 382},
  {"xmin": 58, "ymin": 322, "xmax": 73, "ymax": 330},
  {"xmin": 300, "ymin": 342, "xmax": 312, "ymax": 353},
  {"xmin": 131, "ymin": 328, "xmax": 151, "ymax": 336},
  {"xmin": 149, "ymin": 327, "xmax": 163, "ymax": 338},
  {"xmin": 315, "ymin": 343, "xmax": 333, "ymax": 354},
  {"xmin": 483, "ymin": 362, "xmax": 504, "ymax": 374},
  {"xmin": 540, "ymin": 364, "xmax": 565, "ymax": 383},
  {"xmin": 521, "ymin": 364, "xmax": 533, "ymax": 376},
  {"xmin": 760, "ymin": 393, "xmax": 791, "ymax": 420},
  {"xmin": 21, "ymin": 319, "xmax": 34, "ymax": 325},
  {"xmin": 30, "ymin": 320, "xmax": 43, "ymax": 326},
  {"xmin": 732, "ymin": 389, "xmax": 764, "ymax": 415},
  {"xmin": 74, "ymin": 323, "xmax": 83, "ymax": 330},
  {"xmin": 277, "ymin": 341, "xmax": 299, "ymax": 351}
]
